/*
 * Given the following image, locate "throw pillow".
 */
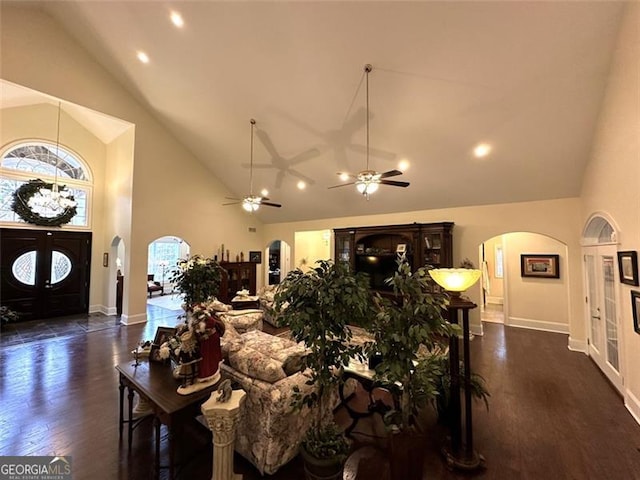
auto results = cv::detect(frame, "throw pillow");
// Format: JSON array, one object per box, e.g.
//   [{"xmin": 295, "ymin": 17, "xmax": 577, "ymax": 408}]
[{"xmin": 228, "ymin": 346, "xmax": 287, "ymax": 384}]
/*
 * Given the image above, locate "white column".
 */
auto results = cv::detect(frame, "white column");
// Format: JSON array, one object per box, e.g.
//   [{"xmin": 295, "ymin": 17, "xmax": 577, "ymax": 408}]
[{"xmin": 201, "ymin": 389, "xmax": 246, "ymax": 480}]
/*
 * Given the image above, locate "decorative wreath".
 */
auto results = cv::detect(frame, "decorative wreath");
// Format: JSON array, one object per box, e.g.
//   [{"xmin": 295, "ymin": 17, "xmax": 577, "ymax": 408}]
[{"xmin": 11, "ymin": 178, "xmax": 77, "ymax": 227}]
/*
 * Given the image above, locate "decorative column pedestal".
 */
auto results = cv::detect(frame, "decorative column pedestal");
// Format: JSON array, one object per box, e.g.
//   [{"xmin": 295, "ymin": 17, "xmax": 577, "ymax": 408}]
[{"xmin": 201, "ymin": 389, "xmax": 246, "ymax": 480}]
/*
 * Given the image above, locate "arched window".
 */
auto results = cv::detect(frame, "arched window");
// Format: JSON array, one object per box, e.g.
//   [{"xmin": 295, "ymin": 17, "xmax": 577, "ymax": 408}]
[{"xmin": 0, "ymin": 141, "xmax": 92, "ymax": 227}]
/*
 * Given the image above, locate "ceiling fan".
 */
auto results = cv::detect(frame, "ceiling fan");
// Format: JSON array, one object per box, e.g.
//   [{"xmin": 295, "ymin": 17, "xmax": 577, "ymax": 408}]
[
  {"xmin": 328, "ymin": 64, "xmax": 409, "ymax": 197},
  {"xmin": 223, "ymin": 119, "xmax": 282, "ymax": 212}
]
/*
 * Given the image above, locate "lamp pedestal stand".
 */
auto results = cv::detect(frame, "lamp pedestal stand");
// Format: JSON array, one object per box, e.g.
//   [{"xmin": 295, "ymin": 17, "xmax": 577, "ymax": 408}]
[
  {"xmin": 442, "ymin": 294, "xmax": 485, "ymax": 471},
  {"xmin": 202, "ymin": 389, "xmax": 246, "ymax": 480}
]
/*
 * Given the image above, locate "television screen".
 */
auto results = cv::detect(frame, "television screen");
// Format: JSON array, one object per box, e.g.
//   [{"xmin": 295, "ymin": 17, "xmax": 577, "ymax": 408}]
[{"xmin": 356, "ymin": 255, "xmax": 400, "ymax": 291}]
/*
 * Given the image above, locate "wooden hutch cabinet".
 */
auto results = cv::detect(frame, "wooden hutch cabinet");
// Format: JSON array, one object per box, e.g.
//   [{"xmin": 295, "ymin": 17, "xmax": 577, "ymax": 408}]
[
  {"xmin": 333, "ymin": 222, "xmax": 454, "ymax": 292},
  {"xmin": 218, "ymin": 262, "xmax": 257, "ymax": 303}
]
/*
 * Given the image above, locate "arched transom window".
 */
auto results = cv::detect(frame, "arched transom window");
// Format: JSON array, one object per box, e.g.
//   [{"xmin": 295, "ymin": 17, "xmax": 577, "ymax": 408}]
[{"xmin": 0, "ymin": 141, "xmax": 92, "ymax": 227}]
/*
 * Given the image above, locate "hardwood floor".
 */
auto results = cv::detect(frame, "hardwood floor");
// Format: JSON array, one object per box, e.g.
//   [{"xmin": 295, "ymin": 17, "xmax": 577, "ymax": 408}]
[{"xmin": 1, "ymin": 309, "xmax": 640, "ymax": 479}]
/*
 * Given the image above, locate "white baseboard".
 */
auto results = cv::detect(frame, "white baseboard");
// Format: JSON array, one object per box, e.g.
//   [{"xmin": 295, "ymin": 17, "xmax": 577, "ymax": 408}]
[
  {"xmin": 89, "ymin": 304, "xmax": 105, "ymax": 314},
  {"xmin": 568, "ymin": 337, "xmax": 588, "ymax": 353},
  {"xmin": 507, "ymin": 316, "xmax": 569, "ymax": 334},
  {"xmin": 470, "ymin": 322, "xmax": 484, "ymax": 336},
  {"xmin": 625, "ymin": 389, "xmax": 640, "ymax": 427},
  {"xmin": 121, "ymin": 313, "xmax": 147, "ymax": 325},
  {"xmin": 89, "ymin": 304, "xmax": 118, "ymax": 316},
  {"xmin": 486, "ymin": 296, "xmax": 503, "ymax": 305}
]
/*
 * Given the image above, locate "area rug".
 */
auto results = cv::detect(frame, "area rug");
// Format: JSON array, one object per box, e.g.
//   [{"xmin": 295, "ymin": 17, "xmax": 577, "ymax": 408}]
[{"xmin": 147, "ymin": 293, "xmax": 184, "ymax": 311}]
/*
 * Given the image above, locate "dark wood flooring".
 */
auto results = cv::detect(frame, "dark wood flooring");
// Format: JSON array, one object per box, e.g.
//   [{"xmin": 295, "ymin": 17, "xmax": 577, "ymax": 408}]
[{"xmin": 2, "ymin": 308, "xmax": 640, "ymax": 480}]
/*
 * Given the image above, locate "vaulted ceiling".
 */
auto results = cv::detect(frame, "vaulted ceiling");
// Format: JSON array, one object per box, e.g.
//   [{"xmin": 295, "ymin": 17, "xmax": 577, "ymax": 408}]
[{"xmin": 19, "ymin": 2, "xmax": 629, "ymax": 223}]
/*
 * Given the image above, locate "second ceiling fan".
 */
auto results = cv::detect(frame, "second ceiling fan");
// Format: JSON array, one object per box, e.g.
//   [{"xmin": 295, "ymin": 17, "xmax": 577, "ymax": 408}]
[
  {"xmin": 223, "ymin": 119, "xmax": 282, "ymax": 212},
  {"xmin": 329, "ymin": 64, "xmax": 409, "ymax": 197}
]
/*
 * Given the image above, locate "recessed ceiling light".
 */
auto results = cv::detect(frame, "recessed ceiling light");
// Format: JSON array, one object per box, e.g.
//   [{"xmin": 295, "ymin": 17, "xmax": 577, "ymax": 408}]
[
  {"xmin": 170, "ymin": 11, "xmax": 184, "ymax": 28},
  {"xmin": 398, "ymin": 159, "xmax": 410, "ymax": 171},
  {"xmin": 136, "ymin": 51, "xmax": 150, "ymax": 64},
  {"xmin": 339, "ymin": 172, "xmax": 350, "ymax": 182},
  {"xmin": 261, "ymin": 189, "xmax": 269, "ymax": 197},
  {"xmin": 297, "ymin": 181, "xmax": 306, "ymax": 190},
  {"xmin": 473, "ymin": 143, "xmax": 491, "ymax": 158}
]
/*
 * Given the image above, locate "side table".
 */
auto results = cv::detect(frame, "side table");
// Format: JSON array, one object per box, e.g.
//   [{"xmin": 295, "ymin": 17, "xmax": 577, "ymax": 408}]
[{"xmin": 230, "ymin": 296, "xmax": 260, "ymax": 310}]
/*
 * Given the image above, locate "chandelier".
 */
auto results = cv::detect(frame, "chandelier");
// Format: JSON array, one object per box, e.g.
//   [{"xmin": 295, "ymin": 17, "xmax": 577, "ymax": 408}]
[{"xmin": 29, "ymin": 102, "xmax": 77, "ymax": 214}]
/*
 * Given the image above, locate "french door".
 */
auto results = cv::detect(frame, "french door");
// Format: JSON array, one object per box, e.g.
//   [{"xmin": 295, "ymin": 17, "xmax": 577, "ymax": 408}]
[
  {"xmin": 584, "ymin": 245, "xmax": 623, "ymax": 392},
  {"xmin": 1, "ymin": 228, "xmax": 92, "ymax": 321}
]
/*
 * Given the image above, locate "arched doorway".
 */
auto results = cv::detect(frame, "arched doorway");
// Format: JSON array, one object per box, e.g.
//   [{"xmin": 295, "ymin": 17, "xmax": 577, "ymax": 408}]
[
  {"xmin": 147, "ymin": 236, "xmax": 190, "ymax": 310},
  {"xmin": 264, "ymin": 240, "xmax": 291, "ymax": 286},
  {"xmin": 478, "ymin": 232, "xmax": 570, "ymax": 334},
  {"xmin": 581, "ymin": 214, "xmax": 623, "ymax": 393}
]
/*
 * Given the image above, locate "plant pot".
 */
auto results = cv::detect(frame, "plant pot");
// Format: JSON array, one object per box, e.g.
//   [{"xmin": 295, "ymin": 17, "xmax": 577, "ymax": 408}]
[
  {"xmin": 300, "ymin": 445, "xmax": 345, "ymax": 480},
  {"xmin": 388, "ymin": 430, "xmax": 427, "ymax": 480}
]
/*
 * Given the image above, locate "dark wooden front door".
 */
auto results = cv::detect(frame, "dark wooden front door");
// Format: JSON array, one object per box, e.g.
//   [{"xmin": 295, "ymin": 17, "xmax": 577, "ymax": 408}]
[{"xmin": 1, "ymin": 228, "xmax": 92, "ymax": 321}]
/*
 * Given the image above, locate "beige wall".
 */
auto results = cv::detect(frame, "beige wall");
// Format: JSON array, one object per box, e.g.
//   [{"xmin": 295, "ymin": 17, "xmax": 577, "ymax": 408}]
[
  {"xmin": 1, "ymin": 6, "xmax": 265, "ymax": 323},
  {"xmin": 504, "ymin": 232, "xmax": 569, "ymax": 333},
  {"xmin": 264, "ymin": 197, "xmax": 584, "ymax": 342},
  {"xmin": 294, "ymin": 230, "xmax": 331, "ymax": 271},
  {"xmin": 580, "ymin": 4, "xmax": 640, "ymax": 422}
]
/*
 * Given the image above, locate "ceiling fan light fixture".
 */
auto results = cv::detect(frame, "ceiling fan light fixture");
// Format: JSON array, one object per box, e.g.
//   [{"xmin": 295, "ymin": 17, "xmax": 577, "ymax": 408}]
[
  {"xmin": 356, "ymin": 170, "xmax": 381, "ymax": 195},
  {"xmin": 242, "ymin": 196, "xmax": 261, "ymax": 212}
]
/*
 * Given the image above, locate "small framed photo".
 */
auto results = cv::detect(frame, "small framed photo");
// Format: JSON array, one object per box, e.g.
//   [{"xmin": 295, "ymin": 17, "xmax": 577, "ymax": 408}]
[
  {"xmin": 631, "ymin": 291, "xmax": 640, "ymax": 334},
  {"xmin": 356, "ymin": 243, "xmax": 365, "ymax": 254},
  {"xmin": 396, "ymin": 243, "xmax": 407, "ymax": 253},
  {"xmin": 150, "ymin": 326, "xmax": 176, "ymax": 363},
  {"xmin": 617, "ymin": 251, "xmax": 638, "ymax": 286},
  {"xmin": 249, "ymin": 251, "xmax": 262, "ymax": 263},
  {"xmin": 520, "ymin": 254, "xmax": 560, "ymax": 279}
]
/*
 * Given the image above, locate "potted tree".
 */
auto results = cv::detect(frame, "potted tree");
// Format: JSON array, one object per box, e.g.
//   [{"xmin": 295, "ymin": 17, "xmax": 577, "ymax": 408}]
[
  {"xmin": 273, "ymin": 259, "xmax": 373, "ymax": 480},
  {"xmin": 368, "ymin": 259, "xmax": 460, "ymax": 480}
]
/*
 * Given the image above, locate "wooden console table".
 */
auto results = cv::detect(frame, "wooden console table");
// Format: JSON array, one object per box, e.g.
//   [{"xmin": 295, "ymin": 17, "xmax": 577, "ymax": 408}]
[{"xmin": 115, "ymin": 360, "xmax": 218, "ymax": 479}]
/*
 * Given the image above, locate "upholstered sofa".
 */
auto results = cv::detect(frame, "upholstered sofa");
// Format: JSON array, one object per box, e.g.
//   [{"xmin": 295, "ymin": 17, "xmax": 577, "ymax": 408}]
[
  {"xmin": 208, "ymin": 299, "xmax": 264, "ymax": 333},
  {"xmin": 218, "ymin": 326, "xmax": 333, "ymax": 475},
  {"xmin": 256, "ymin": 285, "xmax": 282, "ymax": 327}
]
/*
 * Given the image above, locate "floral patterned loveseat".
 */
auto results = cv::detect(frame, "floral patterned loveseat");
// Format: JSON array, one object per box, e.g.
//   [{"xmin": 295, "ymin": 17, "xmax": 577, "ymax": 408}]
[{"xmin": 219, "ymin": 327, "xmax": 331, "ymax": 475}]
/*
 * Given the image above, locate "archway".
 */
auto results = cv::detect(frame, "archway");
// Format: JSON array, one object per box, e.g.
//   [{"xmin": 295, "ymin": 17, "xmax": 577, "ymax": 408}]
[
  {"xmin": 146, "ymin": 236, "xmax": 190, "ymax": 310},
  {"xmin": 264, "ymin": 240, "xmax": 292, "ymax": 286},
  {"xmin": 478, "ymin": 232, "xmax": 570, "ymax": 334},
  {"xmin": 108, "ymin": 236, "xmax": 125, "ymax": 316}
]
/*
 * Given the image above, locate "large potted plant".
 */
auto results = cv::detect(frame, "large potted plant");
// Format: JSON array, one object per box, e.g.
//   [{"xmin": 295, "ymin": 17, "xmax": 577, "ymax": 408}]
[
  {"xmin": 273, "ymin": 259, "xmax": 373, "ymax": 480},
  {"xmin": 368, "ymin": 259, "xmax": 460, "ymax": 480}
]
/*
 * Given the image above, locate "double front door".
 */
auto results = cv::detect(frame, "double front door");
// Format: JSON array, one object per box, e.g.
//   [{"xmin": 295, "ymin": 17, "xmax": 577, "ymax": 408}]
[{"xmin": 1, "ymin": 228, "xmax": 92, "ymax": 321}]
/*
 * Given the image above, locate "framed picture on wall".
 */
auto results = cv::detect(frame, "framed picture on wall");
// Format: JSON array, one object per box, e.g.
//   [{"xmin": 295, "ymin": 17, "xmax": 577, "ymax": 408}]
[
  {"xmin": 617, "ymin": 251, "xmax": 638, "ymax": 286},
  {"xmin": 520, "ymin": 254, "xmax": 560, "ymax": 279},
  {"xmin": 631, "ymin": 291, "xmax": 640, "ymax": 334},
  {"xmin": 249, "ymin": 251, "xmax": 262, "ymax": 263}
]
